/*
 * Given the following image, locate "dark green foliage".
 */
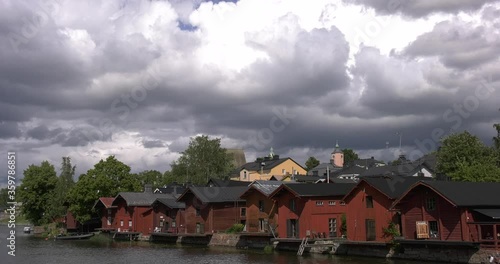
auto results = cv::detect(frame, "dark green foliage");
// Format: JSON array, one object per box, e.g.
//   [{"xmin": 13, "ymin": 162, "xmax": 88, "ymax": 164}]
[
  {"xmin": 45, "ymin": 157, "xmax": 76, "ymax": 222},
  {"xmin": 341, "ymin": 213, "xmax": 347, "ymax": 237},
  {"xmin": 19, "ymin": 161, "xmax": 59, "ymax": 225},
  {"xmin": 134, "ymin": 170, "xmax": 165, "ymax": 188},
  {"xmin": 0, "ymin": 188, "xmax": 9, "ymax": 209},
  {"xmin": 437, "ymin": 131, "xmax": 500, "ymax": 182},
  {"xmin": 342, "ymin": 149, "xmax": 359, "ymax": 166},
  {"xmin": 67, "ymin": 156, "xmax": 141, "ymax": 223},
  {"xmin": 305, "ymin": 156, "xmax": 320, "ymax": 171},
  {"xmin": 225, "ymin": 223, "xmax": 245, "ymax": 233},
  {"xmin": 170, "ymin": 135, "xmax": 234, "ymax": 185}
]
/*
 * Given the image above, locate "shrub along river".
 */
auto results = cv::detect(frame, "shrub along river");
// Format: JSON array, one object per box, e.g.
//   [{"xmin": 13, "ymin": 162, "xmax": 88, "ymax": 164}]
[{"xmin": 0, "ymin": 225, "xmax": 446, "ymax": 264}]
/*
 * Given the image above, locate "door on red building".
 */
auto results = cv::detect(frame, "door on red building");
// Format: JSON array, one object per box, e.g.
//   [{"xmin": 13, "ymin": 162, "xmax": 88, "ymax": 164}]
[
  {"xmin": 366, "ymin": 219, "xmax": 376, "ymax": 241},
  {"xmin": 286, "ymin": 219, "xmax": 299, "ymax": 238}
]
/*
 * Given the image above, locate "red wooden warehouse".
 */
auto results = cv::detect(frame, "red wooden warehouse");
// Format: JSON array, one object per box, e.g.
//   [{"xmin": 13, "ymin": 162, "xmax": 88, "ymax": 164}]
[
  {"xmin": 391, "ymin": 181, "xmax": 500, "ymax": 249},
  {"xmin": 269, "ymin": 183, "xmax": 355, "ymax": 239},
  {"xmin": 92, "ymin": 197, "xmax": 116, "ymax": 232},
  {"xmin": 239, "ymin": 180, "xmax": 282, "ymax": 233},
  {"xmin": 177, "ymin": 186, "xmax": 247, "ymax": 234},
  {"xmin": 151, "ymin": 197, "xmax": 185, "ymax": 234},
  {"xmin": 342, "ymin": 176, "xmax": 420, "ymax": 242},
  {"xmin": 112, "ymin": 191, "xmax": 172, "ymax": 235}
]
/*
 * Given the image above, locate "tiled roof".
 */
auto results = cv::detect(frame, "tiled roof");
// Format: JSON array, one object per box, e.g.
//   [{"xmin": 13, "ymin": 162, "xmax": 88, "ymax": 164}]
[
  {"xmin": 270, "ymin": 183, "xmax": 356, "ymax": 198},
  {"xmin": 346, "ymin": 176, "xmax": 425, "ymax": 200},
  {"xmin": 153, "ymin": 198, "xmax": 185, "ymax": 209},
  {"xmin": 113, "ymin": 192, "xmax": 175, "ymax": 206},
  {"xmin": 420, "ymin": 181, "xmax": 500, "ymax": 207},
  {"xmin": 206, "ymin": 178, "xmax": 250, "ymax": 187},
  {"xmin": 246, "ymin": 180, "xmax": 283, "ymax": 197},
  {"xmin": 178, "ymin": 186, "xmax": 248, "ymax": 203},
  {"xmin": 92, "ymin": 197, "xmax": 115, "ymax": 210},
  {"xmin": 154, "ymin": 185, "xmax": 186, "ymax": 196}
]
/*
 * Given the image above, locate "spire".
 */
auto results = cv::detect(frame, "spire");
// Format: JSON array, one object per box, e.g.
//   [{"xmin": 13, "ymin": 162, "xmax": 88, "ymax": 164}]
[
  {"xmin": 269, "ymin": 147, "xmax": 274, "ymax": 158},
  {"xmin": 332, "ymin": 140, "xmax": 343, "ymax": 154}
]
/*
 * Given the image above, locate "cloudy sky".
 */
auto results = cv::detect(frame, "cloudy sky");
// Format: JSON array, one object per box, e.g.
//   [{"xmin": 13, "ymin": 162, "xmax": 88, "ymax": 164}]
[{"xmin": 1, "ymin": 0, "xmax": 500, "ymax": 186}]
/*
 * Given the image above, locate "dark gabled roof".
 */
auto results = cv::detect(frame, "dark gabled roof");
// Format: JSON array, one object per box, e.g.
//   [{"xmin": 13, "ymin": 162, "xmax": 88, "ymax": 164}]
[
  {"xmin": 177, "ymin": 186, "xmax": 248, "ymax": 203},
  {"xmin": 329, "ymin": 178, "xmax": 357, "ymax": 184},
  {"xmin": 474, "ymin": 209, "xmax": 500, "ymax": 219},
  {"xmin": 344, "ymin": 176, "xmax": 424, "ymax": 202},
  {"xmin": 92, "ymin": 197, "xmax": 115, "ymax": 210},
  {"xmin": 154, "ymin": 185, "xmax": 186, "ymax": 196},
  {"xmin": 153, "ymin": 198, "xmax": 185, "ymax": 209},
  {"xmin": 112, "ymin": 192, "xmax": 174, "ymax": 206},
  {"xmin": 269, "ymin": 183, "xmax": 356, "ymax": 199},
  {"xmin": 237, "ymin": 157, "xmax": 305, "ymax": 172},
  {"xmin": 346, "ymin": 158, "xmax": 385, "ymax": 168},
  {"xmin": 206, "ymin": 178, "xmax": 250, "ymax": 187},
  {"xmin": 310, "ymin": 163, "xmax": 343, "ymax": 171},
  {"xmin": 333, "ymin": 165, "xmax": 368, "ymax": 177},
  {"xmin": 413, "ymin": 152, "xmax": 437, "ymax": 172},
  {"xmin": 241, "ymin": 180, "xmax": 283, "ymax": 197},
  {"xmin": 413, "ymin": 181, "xmax": 500, "ymax": 207},
  {"xmin": 359, "ymin": 162, "xmax": 430, "ymax": 177},
  {"xmin": 293, "ymin": 175, "xmax": 323, "ymax": 182}
]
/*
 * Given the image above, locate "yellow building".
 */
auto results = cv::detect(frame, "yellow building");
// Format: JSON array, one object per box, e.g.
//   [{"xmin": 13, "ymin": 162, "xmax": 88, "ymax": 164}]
[{"xmin": 232, "ymin": 151, "xmax": 307, "ymax": 182}]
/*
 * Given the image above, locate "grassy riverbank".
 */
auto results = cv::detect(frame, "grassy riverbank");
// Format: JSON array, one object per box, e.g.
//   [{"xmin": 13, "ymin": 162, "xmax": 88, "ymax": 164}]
[{"xmin": 0, "ymin": 212, "xmax": 30, "ymax": 225}]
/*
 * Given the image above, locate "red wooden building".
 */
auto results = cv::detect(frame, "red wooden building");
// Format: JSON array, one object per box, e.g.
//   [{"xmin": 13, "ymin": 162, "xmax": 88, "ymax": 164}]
[
  {"xmin": 240, "ymin": 181, "xmax": 282, "ymax": 233},
  {"xmin": 111, "ymin": 192, "xmax": 171, "ymax": 235},
  {"xmin": 177, "ymin": 186, "xmax": 247, "ymax": 234},
  {"xmin": 92, "ymin": 197, "xmax": 116, "ymax": 232},
  {"xmin": 391, "ymin": 181, "xmax": 500, "ymax": 249},
  {"xmin": 342, "ymin": 176, "xmax": 420, "ymax": 242},
  {"xmin": 269, "ymin": 183, "xmax": 355, "ymax": 239},
  {"xmin": 151, "ymin": 198, "xmax": 185, "ymax": 234}
]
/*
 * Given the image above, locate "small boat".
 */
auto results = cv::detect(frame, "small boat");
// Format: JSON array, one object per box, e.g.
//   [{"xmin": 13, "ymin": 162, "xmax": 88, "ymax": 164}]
[
  {"xmin": 23, "ymin": 226, "xmax": 31, "ymax": 234},
  {"xmin": 55, "ymin": 233, "xmax": 94, "ymax": 240}
]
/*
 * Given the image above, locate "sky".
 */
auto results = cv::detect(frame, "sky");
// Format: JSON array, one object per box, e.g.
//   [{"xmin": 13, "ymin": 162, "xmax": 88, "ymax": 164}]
[{"xmin": 1, "ymin": 0, "xmax": 500, "ymax": 186}]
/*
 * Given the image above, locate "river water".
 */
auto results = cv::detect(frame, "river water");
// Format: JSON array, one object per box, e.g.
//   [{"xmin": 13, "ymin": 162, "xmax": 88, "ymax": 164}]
[{"xmin": 1, "ymin": 225, "xmax": 445, "ymax": 264}]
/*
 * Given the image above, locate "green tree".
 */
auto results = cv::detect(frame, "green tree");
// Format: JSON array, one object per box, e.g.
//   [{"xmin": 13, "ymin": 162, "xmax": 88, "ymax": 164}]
[
  {"xmin": 67, "ymin": 156, "xmax": 141, "ymax": 223},
  {"xmin": 135, "ymin": 170, "xmax": 164, "ymax": 188},
  {"xmin": 0, "ymin": 188, "xmax": 8, "ymax": 209},
  {"xmin": 170, "ymin": 135, "xmax": 234, "ymax": 185},
  {"xmin": 19, "ymin": 161, "xmax": 58, "ymax": 225},
  {"xmin": 46, "ymin": 157, "xmax": 76, "ymax": 222},
  {"xmin": 493, "ymin": 119, "xmax": 500, "ymax": 166},
  {"xmin": 342, "ymin": 148, "xmax": 359, "ymax": 165},
  {"xmin": 437, "ymin": 131, "xmax": 500, "ymax": 182},
  {"xmin": 305, "ymin": 156, "xmax": 320, "ymax": 171}
]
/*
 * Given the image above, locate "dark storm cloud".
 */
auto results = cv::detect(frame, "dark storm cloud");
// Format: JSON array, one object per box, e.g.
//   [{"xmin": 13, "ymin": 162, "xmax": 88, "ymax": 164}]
[
  {"xmin": 343, "ymin": 0, "xmax": 497, "ymax": 18},
  {"xmin": 0, "ymin": 122, "xmax": 22, "ymax": 138},
  {"xmin": 142, "ymin": 139, "xmax": 166, "ymax": 148},
  {"xmin": 403, "ymin": 20, "xmax": 500, "ymax": 69},
  {"xmin": 26, "ymin": 125, "xmax": 63, "ymax": 140}
]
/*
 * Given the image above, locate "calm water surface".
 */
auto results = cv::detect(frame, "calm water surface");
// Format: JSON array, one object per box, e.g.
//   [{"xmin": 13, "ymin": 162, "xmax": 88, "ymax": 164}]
[{"xmin": 1, "ymin": 225, "xmax": 444, "ymax": 264}]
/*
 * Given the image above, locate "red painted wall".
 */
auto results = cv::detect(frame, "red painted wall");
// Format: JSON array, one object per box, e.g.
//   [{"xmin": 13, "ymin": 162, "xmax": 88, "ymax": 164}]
[
  {"xmin": 113, "ymin": 198, "xmax": 154, "ymax": 235},
  {"xmin": 243, "ymin": 190, "xmax": 277, "ymax": 233},
  {"xmin": 398, "ymin": 185, "xmax": 464, "ymax": 241},
  {"xmin": 65, "ymin": 210, "xmax": 79, "ymax": 230},
  {"xmin": 180, "ymin": 193, "xmax": 244, "ymax": 234},
  {"xmin": 152, "ymin": 204, "xmax": 184, "ymax": 233},
  {"xmin": 274, "ymin": 191, "xmax": 347, "ymax": 239},
  {"xmin": 99, "ymin": 208, "xmax": 115, "ymax": 229},
  {"xmin": 344, "ymin": 181, "xmax": 396, "ymax": 242}
]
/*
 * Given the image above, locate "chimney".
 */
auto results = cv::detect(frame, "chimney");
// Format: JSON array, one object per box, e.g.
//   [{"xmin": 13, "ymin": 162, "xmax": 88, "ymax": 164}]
[{"xmin": 144, "ymin": 184, "xmax": 153, "ymax": 193}]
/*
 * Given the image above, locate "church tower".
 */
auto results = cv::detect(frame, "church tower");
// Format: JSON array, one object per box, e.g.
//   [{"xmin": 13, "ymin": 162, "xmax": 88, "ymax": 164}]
[{"xmin": 330, "ymin": 140, "xmax": 344, "ymax": 167}]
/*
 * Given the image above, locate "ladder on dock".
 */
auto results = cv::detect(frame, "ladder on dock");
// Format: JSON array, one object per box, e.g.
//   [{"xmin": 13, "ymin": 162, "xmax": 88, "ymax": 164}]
[{"xmin": 297, "ymin": 237, "xmax": 308, "ymax": 256}]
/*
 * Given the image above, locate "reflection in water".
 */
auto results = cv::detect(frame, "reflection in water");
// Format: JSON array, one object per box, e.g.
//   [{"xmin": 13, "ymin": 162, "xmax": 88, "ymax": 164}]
[{"xmin": 0, "ymin": 225, "xmax": 443, "ymax": 264}]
